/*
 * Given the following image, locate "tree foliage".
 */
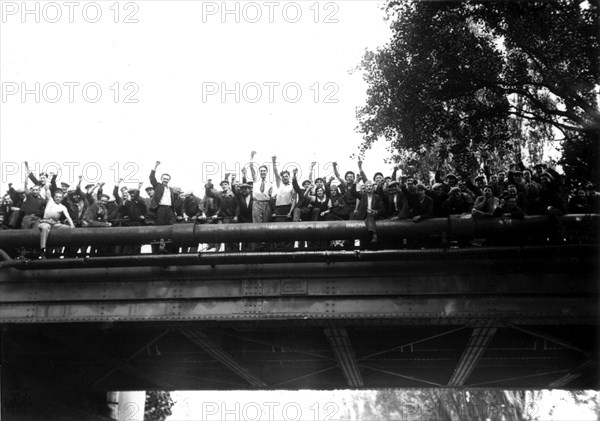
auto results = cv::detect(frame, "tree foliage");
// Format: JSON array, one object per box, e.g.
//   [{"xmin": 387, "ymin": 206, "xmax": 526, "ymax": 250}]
[
  {"xmin": 373, "ymin": 389, "xmax": 535, "ymax": 421},
  {"xmin": 358, "ymin": 0, "xmax": 599, "ymax": 185},
  {"xmin": 144, "ymin": 391, "xmax": 174, "ymax": 421}
]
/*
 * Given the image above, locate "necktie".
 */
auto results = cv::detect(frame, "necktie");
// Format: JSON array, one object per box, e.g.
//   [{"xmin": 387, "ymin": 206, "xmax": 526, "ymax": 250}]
[{"xmin": 260, "ymin": 180, "xmax": 265, "ymax": 193}]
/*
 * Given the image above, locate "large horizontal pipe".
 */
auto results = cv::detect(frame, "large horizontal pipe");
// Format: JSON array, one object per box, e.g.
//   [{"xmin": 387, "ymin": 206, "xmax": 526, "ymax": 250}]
[
  {"xmin": 1, "ymin": 244, "xmax": 597, "ymax": 277},
  {"xmin": 0, "ymin": 215, "xmax": 597, "ymax": 249}
]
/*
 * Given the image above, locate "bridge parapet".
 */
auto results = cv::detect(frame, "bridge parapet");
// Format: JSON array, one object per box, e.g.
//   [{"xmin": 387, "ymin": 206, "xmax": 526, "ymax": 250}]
[{"xmin": 0, "ymin": 214, "xmax": 597, "ymax": 251}]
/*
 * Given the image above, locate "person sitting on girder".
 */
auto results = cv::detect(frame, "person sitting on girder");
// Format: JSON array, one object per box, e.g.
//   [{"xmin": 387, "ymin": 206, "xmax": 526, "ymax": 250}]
[
  {"xmin": 0, "ymin": 193, "xmax": 18, "ymax": 230},
  {"xmin": 350, "ymin": 179, "xmax": 384, "ymax": 245},
  {"xmin": 384, "ymin": 181, "xmax": 405, "ymax": 220},
  {"xmin": 472, "ymin": 186, "xmax": 500, "ymax": 218},
  {"xmin": 38, "ymin": 190, "xmax": 76, "ymax": 259},
  {"xmin": 398, "ymin": 183, "xmax": 433, "ymax": 223},
  {"xmin": 442, "ymin": 186, "xmax": 473, "ymax": 215}
]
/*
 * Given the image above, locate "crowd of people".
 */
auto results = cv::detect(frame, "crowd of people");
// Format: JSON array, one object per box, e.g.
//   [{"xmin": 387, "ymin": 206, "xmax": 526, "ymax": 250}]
[{"xmin": 1, "ymin": 152, "xmax": 598, "ymax": 258}]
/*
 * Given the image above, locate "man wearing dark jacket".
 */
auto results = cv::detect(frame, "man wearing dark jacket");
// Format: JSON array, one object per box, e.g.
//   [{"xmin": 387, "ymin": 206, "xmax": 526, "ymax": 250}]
[
  {"xmin": 400, "ymin": 184, "xmax": 433, "ymax": 222},
  {"xmin": 149, "ymin": 161, "xmax": 177, "ymax": 226},
  {"xmin": 350, "ymin": 180, "xmax": 385, "ymax": 244}
]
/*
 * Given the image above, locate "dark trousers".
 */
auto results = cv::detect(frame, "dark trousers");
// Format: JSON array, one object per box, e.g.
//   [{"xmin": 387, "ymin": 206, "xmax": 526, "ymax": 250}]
[
  {"xmin": 153, "ymin": 205, "xmax": 175, "ymax": 253},
  {"xmin": 155, "ymin": 205, "xmax": 176, "ymax": 225}
]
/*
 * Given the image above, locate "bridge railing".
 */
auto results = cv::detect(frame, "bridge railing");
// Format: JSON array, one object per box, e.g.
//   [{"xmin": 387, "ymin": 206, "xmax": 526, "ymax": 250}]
[{"xmin": 0, "ymin": 214, "xmax": 597, "ymax": 252}]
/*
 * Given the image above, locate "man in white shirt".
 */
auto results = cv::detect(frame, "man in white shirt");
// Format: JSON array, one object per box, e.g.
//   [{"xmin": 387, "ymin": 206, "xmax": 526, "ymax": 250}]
[
  {"xmin": 249, "ymin": 151, "xmax": 273, "ymax": 223},
  {"xmin": 38, "ymin": 190, "xmax": 75, "ymax": 258},
  {"xmin": 272, "ymin": 155, "xmax": 295, "ymax": 220},
  {"xmin": 149, "ymin": 161, "xmax": 176, "ymax": 225}
]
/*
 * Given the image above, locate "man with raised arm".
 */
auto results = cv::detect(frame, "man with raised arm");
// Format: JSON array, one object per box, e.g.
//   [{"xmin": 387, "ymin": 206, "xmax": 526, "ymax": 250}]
[
  {"xmin": 25, "ymin": 161, "xmax": 53, "ymax": 201},
  {"xmin": 332, "ymin": 161, "xmax": 360, "ymax": 220},
  {"xmin": 149, "ymin": 161, "xmax": 176, "ymax": 226},
  {"xmin": 292, "ymin": 168, "xmax": 313, "ymax": 222},
  {"xmin": 272, "ymin": 155, "xmax": 295, "ymax": 221},
  {"xmin": 19, "ymin": 174, "xmax": 46, "ymax": 230},
  {"xmin": 249, "ymin": 151, "xmax": 273, "ymax": 224},
  {"xmin": 38, "ymin": 190, "xmax": 75, "ymax": 259}
]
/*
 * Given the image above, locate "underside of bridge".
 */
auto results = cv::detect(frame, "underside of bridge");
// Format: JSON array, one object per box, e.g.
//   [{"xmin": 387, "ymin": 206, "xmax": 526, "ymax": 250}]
[
  {"xmin": 1, "ymin": 218, "xmax": 598, "ymax": 419},
  {"xmin": 2, "ymin": 319, "xmax": 597, "ymax": 393}
]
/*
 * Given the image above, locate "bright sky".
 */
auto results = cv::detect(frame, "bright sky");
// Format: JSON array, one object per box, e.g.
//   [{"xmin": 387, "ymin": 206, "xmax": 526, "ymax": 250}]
[{"xmin": 0, "ymin": 0, "xmax": 392, "ymax": 194}]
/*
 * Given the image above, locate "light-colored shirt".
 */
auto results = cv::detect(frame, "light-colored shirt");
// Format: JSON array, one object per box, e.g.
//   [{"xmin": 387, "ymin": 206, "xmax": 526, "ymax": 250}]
[
  {"xmin": 275, "ymin": 183, "xmax": 294, "ymax": 206},
  {"xmin": 253, "ymin": 178, "xmax": 272, "ymax": 201},
  {"xmin": 159, "ymin": 186, "xmax": 172, "ymax": 206},
  {"xmin": 43, "ymin": 200, "xmax": 68, "ymax": 221}
]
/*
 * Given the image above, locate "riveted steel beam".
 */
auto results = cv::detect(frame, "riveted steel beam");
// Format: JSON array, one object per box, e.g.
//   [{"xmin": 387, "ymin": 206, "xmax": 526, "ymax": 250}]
[
  {"xmin": 323, "ymin": 327, "xmax": 363, "ymax": 387},
  {"xmin": 2, "ymin": 296, "xmax": 595, "ymax": 324},
  {"xmin": 447, "ymin": 325, "xmax": 498, "ymax": 386},
  {"xmin": 179, "ymin": 328, "xmax": 267, "ymax": 388}
]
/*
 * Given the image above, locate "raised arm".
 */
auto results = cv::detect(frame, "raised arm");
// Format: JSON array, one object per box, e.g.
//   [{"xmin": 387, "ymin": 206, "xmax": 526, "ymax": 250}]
[
  {"xmin": 292, "ymin": 169, "xmax": 303, "ymax": 195},
  {"xmin": 149, "ymin": 161, "xmax": 160, "ymax": 188},
  {"xmin": 24, "ymin": 168, "xmax": 29, "ymax": 193},
  {"xmin": 434, "ymin": 162, "xmax": 444, "ymax": 184},
  {"xmin": 391, "ymin": 165, "xmax": 398, "ymax": 182},
  {"xmin": 25, "ymin": 161, "xmax": 40, "ymax": 185},
  {"xmin": 91, "ymin": 183, "xmax": 103, "ymax": 204},
  {"xmin": 50, "ymin": 173, "xmax": 58, "ymax": 196},
  {"xmin": 332, "ymin": 162, "xmax": 345, "ymax": 185},
  {"xmin": 249, "ymin": 151, "xmax": 257, "ymax": 182},
  {"xmin": 113, "ymin": 184, "xmax": 123, "ymax": 205},
  {"xmin": 272, "ymin": 155, "xmax": 281, "ymax": 188},
  {"xmin": 309, "ymin": 162, "xmax": 316, "ymax": 183},
  {"xmin": 75, "ymin": 175, "xmax": 83, "ymax": 196},
  {"xmin": 357, "ymin": 159, "xmax": 368, "ymax": 183},
  {"xmin": 43, "ymin": 180, "xmax": 51, "ymax": 199}
]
